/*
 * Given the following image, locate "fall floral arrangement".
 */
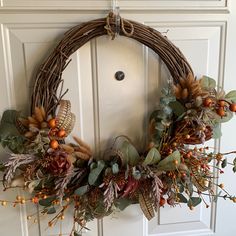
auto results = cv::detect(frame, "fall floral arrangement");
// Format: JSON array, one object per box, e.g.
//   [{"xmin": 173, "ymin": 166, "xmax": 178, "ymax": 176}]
[{"xmin": 1, "ymin": 15, "xmax": 236, "ymax": 236}]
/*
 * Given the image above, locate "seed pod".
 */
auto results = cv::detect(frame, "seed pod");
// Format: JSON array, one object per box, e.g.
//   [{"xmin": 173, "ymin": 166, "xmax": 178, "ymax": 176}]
[
  {"xmin": 24, "ymin": 131, "xmax": 34, "ymax": 138},
  {"xmin": 34, "ymin": 107, "xmax": 44, "ymax": 123},
  {"xmin": 179, "ymin": 77, "xmax": 187, "ymax": 88},
  {"xmin": 181, "ymin": 88, "xmax": 189, "ymax": 100},
  {"xmin": 28, "ymin": 116, "xmax": 38, "ymax": 125},
  {"xmin": 40, "ymin": 106, "xmax": 46, "ymax": 120},
  {"xmin": 74, "ymin": 152, "xmax": 90, "ymax": 161}
]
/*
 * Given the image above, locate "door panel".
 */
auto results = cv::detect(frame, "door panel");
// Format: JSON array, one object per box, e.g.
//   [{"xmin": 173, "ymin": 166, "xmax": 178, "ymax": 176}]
[{"xmin": 0, "ymin": 2, "xmax": 235, "ymax": 236}]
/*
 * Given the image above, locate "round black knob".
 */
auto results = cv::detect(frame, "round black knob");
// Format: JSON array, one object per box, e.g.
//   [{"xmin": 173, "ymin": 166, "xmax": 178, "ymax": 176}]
[{"xmin": 115, "ymin": 71, "xmax": 125, "ymax": 81}]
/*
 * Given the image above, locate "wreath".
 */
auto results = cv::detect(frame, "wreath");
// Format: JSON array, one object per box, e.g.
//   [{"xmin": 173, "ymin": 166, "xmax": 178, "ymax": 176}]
[{"xmin": 1, "ymin": 12, "xmax": 236, "ymax": 236}]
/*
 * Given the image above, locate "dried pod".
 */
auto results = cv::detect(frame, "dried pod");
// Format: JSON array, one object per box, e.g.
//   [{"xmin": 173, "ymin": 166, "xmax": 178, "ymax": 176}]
[
  {"xmin": 181, "ymin": 88, "xmax": 189, "ymax": 100},
  {"xmin": 34, "ymin": 107, "xmax": 44, "ymax": 123}
]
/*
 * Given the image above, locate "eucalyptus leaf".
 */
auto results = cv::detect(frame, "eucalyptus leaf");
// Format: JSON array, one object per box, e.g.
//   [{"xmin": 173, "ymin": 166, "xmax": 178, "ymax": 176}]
[
  {"xmin": 200, "ymin": 76, "xmax": 216, "ymax": 89},
  {"xmin": 156, "ymin": 151, "xmax": 180, "ymax": 171},
  {"xmin": 212, "ymin": 124, "xmax": 222, "ymax": 139},
  {"xmin": 177, "ymin": 193, "xmax": 188, "ymax": 203},
  {"xmin": 221, "ymin": 159, "xmax": 227, "ymax": 168},
  {"xmin": 225, "ymin": 90, "xmax": 236, "ymax": 103},
  {"xmin": 233, "ymin": 166, "xmax": 236, "ymax": 173},
  {"xmin": 114, "ymin": 137, "xmax": 140, "ymax": 166},
  {"xmin": 39, "ymin": 196, "xmax": 56, "ymax": 207},
  {"xmin": 218, "ymin": 111, "xmax": 233, "ymax": 123},
  {"xmin": 115, "ymin": 198, "xmax": 134, "ymax": 211},
  {"xmin": 74, "ymin": 231, "xmax": 82, "ymax": 236},
  {"xmin": 188, "ymin": 197, "xmax": 202, "ymax": 207},
  {"xmin": 74, "ymin": 185, "xmax": 89, "ymax": 196},
  {"xmin": 143, "ymin": 148, "xmax": 161, "ymax": 166},
  {"xmin": 88, "ymin": 160, "xmax": 105, "ymax": 185},
  {"xmin": 0, "ymin": 110, "xmax": 20, "ymax": 139},
  {"xmin": 169, "ymin": 101, "xmax": 186, "ymax": 117},
  {"xmin": 47, "ymin": 207, "xmax": 56, "ymax": 214},
  {"xmin": 132, "ymin": 168, "xmax": 141, "ymax": 180},
  {"xmin": 112, "ymin": 163, "xmax": 119, "ymax": 174}
]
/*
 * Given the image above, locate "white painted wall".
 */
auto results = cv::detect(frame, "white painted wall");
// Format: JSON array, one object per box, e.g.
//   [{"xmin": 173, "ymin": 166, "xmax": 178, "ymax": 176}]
[{"xmin": 0, "ymin": 1, "xmax": 236, "ymax": 236}]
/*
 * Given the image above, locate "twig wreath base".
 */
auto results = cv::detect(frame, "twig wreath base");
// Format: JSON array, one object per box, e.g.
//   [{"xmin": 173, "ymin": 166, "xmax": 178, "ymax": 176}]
[{"xmin": 1, "ymin": 12, "xmax": 236, "ymax": 236}]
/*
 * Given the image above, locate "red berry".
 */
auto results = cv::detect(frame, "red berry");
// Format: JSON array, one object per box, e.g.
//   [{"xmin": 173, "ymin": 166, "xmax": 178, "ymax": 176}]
[{"xmin": 159, "ymin": 197, "xmax": 166, "ymax": 207}]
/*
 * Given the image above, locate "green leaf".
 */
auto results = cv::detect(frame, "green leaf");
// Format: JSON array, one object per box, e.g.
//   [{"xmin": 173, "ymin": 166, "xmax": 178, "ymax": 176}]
[
  {"xmin": 112, "ymin": 163, "xmax": 119, "ymax": 174},
  {"xmin": 177, "ymin": 193, "xmax": 188, "ymax": 203},
  {"xmin": 39, "ymin": 196, "xmax": 56, "ymax": 207},
  {"xmin": 156, "ymin": 151, "xmax": 181, "ymax": 171},
  {"xmin": 143, "ymin": 148, "xmax": 161, "ymax": 166},
  {"xmin": 200, "ymin": 76, "xmax": 216, "ymax": 89},
  {"xmin": 47, "ymin": 207, "xmax": 56, "ymax": 214},
  {"xmin": 0, "ymin": 163, "xmax": 6, "ymax": 172},
  {"xmin": 169, "ymin": 101, "xmax": 186, "ymax": 117},
  {"xmin": 74, "ymin": 231, "xmax": 82, "ymax": 236},
  {"xmin": 188, "ymin": 197, "xmax": 202, "ymax": 207},
  {"xmin": 114, "ymin": 136, "xmax": 140, "ymax": 166},
  {"xmin": 115, "ymin": 198, "xmax": 134, "ymax": 211},
  {"xmin": 132, "ymin": 168, "xmax": 141, "ymax": 180},
  {"xmin": 221, "ymin": 159, "xmax": 227, "ymax": 168},
  {"xmin": 0, "ymin": 110, "xmax": 20, "ymax": 139},
  {"xmin": 233, "ymin": 166, "xmax": 236, "ymax": 173},
  {"xmin": 74, "ymin": 185, "xmax": 89, "ymax": 196},
  {"xmin": 212, "ymin": 124, "xmax": 222, "ymax": 139},
  {"xmin": 88, "ymin": 160, "xmax": 105, "ymax": 185},
  {"xmin": 225, "ymin": 90, "xmax": 236, "ymax": 103},
  {"xmin": 218, "ymin": 111, "xmax": 233, "ymax": 123}
]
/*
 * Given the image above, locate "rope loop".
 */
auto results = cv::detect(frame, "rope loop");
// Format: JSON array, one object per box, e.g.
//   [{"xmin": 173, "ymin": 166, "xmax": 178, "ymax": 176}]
[{"xmin": 104, "ymin": 11, "xmax": 134, "ymax": 39}]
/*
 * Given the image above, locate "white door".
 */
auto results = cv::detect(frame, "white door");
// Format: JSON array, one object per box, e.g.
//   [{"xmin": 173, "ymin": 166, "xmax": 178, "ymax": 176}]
[{"xmin": 1, "ymin": 1, "xmax": 236, "ymax": 236}]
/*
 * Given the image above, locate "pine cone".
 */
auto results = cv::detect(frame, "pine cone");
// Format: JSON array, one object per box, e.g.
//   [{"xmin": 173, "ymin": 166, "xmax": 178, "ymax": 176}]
[{"xmin": 174, "ymin": 73, "xmax": 208, "ymax": 101}]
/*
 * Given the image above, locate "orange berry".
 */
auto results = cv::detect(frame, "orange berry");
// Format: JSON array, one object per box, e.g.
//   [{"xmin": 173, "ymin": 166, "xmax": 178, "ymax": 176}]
[
  {"xmin": 229, "ymin": 103, "xmax": 236, "ymax": 112},
  {"xmin": 31, "ymin": 197, "xmax": 39, "ymax": 204},
  {"xmin": 203, "ymin": 98, "xmax": 213, "ymax": 107},
  {"xmin": 218, "ymin": 100, "xmax": 225, "ymax": 107},
  {"xmin": 50, "ymin": 140, "xmax": 59, "ymax": 149},
  {"xmin": 219, "ymin": 183, "xmax": 224, "ymax": 189},
  {"xmin": 57, "ymin": 129, "xmax": 66, "ymax": 138},
  {"xmin": 185, "ymin": 134, "xmax": 190, "ymax": 139},
  {"xmin": 48, "ymin": 118, "xmax": 57, "ymax": 128},
  {"xmin": 173, "ymin": 160, "xmax": 179, "ymax": 166},
  {"xmin": 159, "ymin": 198, "xmax": 166, "ymax": 207},
  {"xmin": 217, "ymin": 108, "xmax": 225, "ymax": 117}
]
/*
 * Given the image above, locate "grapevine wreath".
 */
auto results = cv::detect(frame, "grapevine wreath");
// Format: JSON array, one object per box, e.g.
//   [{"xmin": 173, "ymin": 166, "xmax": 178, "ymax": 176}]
[{"xmin": 1, "ymin": 12, "xmax": 236, "ymax": 236}]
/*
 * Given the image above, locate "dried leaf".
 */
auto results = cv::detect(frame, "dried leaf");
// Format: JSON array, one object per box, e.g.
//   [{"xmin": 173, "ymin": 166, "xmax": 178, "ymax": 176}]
[
  {"xmin": 143, "ymin": 148, "xmax": 161, "ymax": 166},
  {"xmin": 225, "ymin": 90, "xmax": 236, "ymax": 103},
  {"xmin": 74, "ymin": 185, "xmax": 89, "ymax": 196},
  {"xmin": 88, "ymin": 160, "xmax": 105, "ymax": 185},
  {"xmin": 156, "ymin": 151, "xmax": 180, "ymax": 171},
  {"xmin": 139, "ymin": 191, "xmax": 155, "ymax": 221},
  {"xmin": 200, "ymin": 76, "xmax": 216, "ymax": 89}
]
